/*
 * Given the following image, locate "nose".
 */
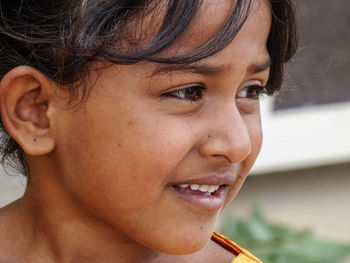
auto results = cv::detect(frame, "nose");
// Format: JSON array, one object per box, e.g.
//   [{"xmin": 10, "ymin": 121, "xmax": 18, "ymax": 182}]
[{"xmin": 198, "ymin": 102, "xmax": 253, "ymax": 164}]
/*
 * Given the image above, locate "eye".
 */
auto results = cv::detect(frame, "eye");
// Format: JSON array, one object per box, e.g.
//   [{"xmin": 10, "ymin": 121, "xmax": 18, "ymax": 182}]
[
  {"xmin": 237, "ymin": 85, "xmax": 267, "ymax": 100},
  {"xmin": 162, "ymin": 85, "xmax": 204, "ymax": 101}
]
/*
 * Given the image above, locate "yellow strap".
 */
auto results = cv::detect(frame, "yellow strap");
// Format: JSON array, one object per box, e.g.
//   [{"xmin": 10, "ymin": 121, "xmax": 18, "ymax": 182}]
[{"xmin": 211, "ymin": 232, "xmax": 262, "ymax": 263}]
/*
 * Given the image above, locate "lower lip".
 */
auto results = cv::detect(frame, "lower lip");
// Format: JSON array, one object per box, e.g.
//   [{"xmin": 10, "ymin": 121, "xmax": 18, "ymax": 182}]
[{"xmin": 171, "ymin": 185, "xmax": 227, "ymax": 211}]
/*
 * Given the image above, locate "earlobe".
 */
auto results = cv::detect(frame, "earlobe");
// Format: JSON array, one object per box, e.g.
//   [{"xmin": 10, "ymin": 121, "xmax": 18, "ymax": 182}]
[{"xmin": 0, "ymin": 66, "xmax": 56, "ymax": 156}]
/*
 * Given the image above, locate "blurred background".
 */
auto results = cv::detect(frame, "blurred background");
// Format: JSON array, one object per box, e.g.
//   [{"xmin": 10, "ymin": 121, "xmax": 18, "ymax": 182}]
[{"xmin": 0, "ymin": 0, "xmax": 349, "ymax": 262}]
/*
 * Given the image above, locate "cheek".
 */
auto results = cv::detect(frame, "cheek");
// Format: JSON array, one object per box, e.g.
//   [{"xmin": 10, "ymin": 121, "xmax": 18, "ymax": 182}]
[
  {"xmin": 249, "ymin": 115, "xmax": 263, "ymax": 157},
  {"xmin": 243, "ymin": 110, "xmax": 263, "ymax": 157},
  {"xmin": 224, "ymin": 113, "xmax": 262, "ymax": 206},
  {"xmin": 57, "ymin": 105, "xmax": 195, "ymax": 212},
  {"xmin": 55, "ymin": 109, "xmax": 214, "ymax": 254}
]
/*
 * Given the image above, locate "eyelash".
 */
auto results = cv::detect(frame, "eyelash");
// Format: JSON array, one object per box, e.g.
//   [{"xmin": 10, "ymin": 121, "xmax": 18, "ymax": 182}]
[
  {"xmin": 161, "ymin": 85, "xmax": 204, "ymax": 102},
  {"xmin": 161, "ymin": 84, "xmax": 267, "ymax": 102},
  {"xmin": 237, "ymin": 85, "xmax": 267, "ymax": 100}
]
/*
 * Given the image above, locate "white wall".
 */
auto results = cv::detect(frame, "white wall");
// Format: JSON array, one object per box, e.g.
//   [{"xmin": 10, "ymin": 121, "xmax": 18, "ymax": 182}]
[
  {"xmin": 252, "ymin": 98, "xmax": 350, "ymax": 174},
  {"xmin": 0, "ymin": 167, "xmax": 25, "ymax": 207},
  {"xmin": 223, "ymin": 162, "xmax": 350, "ymax": 244}
]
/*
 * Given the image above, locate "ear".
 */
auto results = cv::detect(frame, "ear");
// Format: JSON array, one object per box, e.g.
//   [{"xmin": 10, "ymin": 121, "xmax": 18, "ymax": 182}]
[{"xmin": 0, "ymin": 66, "xmax": 56, "ymax": 155}]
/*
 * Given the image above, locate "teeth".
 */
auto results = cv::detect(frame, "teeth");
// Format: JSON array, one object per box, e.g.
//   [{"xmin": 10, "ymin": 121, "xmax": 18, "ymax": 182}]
[
  {"xmin": 190, "ymin": 184, "xmax": 199, "ymax": 190},
  {"xmin": 178, "ymin": 184, "xmax": 220, "ymax": 194},
  {"xmin": 198, "ymin": 185, "xmax": 209, "ymax": 192},
  {"xmin": 208, "ymin": 185, "xmax": 219, "ymax": 193}
]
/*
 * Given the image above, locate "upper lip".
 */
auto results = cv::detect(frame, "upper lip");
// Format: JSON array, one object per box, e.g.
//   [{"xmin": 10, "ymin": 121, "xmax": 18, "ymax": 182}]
[{"xmin": 170, "ymin": 174, "xmax": 236, "ymax": 186}]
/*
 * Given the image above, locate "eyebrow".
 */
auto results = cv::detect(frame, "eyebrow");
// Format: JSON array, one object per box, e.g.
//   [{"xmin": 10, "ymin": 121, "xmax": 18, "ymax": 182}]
[
  {"xmin": 247, "ymin": 59, "xmax": 271, "ymax": 74},
  {"xmin": 150, "ymin": 58, "xmax": 271, "ymax": 77},
  {"xmin": 151, "ymin": 63, "xmax": 224, "ymax": 76}
]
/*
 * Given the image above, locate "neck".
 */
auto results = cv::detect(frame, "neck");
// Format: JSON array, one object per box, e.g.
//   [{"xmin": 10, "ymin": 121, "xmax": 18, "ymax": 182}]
[
  {"xmin": 17, "ymin": 178, "xmax": 165, "ymax": 262},
  {"xmin": 7, "ymin": 167, "xmax": 205, "ymax": 263}
]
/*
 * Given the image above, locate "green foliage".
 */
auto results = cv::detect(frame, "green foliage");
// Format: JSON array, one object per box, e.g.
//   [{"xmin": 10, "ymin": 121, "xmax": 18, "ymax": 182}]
[{"xmin": 222, "ymin": 205, "xmax": 350, "ymax": 263}]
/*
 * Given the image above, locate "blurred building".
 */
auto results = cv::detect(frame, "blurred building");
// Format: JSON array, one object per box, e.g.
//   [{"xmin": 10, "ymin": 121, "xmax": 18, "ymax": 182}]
[{"xmin": 223, "ymin": 0, "xmax": 350, "ymax": 250}]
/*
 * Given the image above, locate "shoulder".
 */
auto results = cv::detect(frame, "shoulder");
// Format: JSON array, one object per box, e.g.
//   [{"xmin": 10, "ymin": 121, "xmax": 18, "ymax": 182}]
[
  {"xmin": 211, "ymin": 232, "xmax": 263, "ymax": 263},
  {"xmin": 0, "ymin": 201, "xmax": 27, "ymax": 263}
]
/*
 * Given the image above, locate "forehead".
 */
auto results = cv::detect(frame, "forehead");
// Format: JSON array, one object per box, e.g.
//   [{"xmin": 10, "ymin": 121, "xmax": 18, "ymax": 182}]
[
  {"xmin": 149, "ymin": 0, "xmax": 272, "ymax": 76},
  {"xmin": 152, "ymin": 0, "xmax": 271, "ymax": 55},
  {"xmin": 96, "ymin": 0, "xmax": 272, "ymax": 81}
]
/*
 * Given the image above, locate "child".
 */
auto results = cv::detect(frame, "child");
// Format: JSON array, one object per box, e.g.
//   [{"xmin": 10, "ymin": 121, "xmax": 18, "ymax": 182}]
[{"xmin": 0, "ymin": 0, "xmax": 297, "ymax": 262}]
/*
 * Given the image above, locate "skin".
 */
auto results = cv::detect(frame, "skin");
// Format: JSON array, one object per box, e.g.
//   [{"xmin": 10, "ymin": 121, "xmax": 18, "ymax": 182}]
[{"xmin": 0, "ymin": 0, "xmax": 271, "ymax": 262}]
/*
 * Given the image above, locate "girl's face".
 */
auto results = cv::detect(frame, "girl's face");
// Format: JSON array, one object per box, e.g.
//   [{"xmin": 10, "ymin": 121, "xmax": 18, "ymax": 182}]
[{"xmin": 50, "ymin": 0, "xmax": 271, "ymax": 255}]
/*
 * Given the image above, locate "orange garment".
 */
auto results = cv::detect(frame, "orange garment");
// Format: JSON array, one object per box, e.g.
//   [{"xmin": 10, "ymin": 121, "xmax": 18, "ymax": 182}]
[{"xmin": 211, "ymin": 232, "xmax": 262, "ymax": 263}]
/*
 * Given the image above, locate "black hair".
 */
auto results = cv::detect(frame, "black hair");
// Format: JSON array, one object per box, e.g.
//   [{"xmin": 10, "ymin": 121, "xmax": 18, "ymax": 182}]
[{"xmin": 0, "ymin": 0, "xmax": 298, "ymax": 176}]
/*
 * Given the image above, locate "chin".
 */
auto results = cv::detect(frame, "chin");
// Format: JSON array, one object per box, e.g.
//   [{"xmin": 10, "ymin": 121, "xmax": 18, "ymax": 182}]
[{"xmin": 147, "ymin": 227, "xmax": 213, "ymax": 255}]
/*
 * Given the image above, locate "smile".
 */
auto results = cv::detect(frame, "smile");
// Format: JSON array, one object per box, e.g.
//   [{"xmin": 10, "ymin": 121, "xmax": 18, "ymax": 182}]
[
  {"xmin": 172, "ymin": 183, "xmax": 228, "ymax": 211},
  {"xmin": 178, "ymin": 184, "xmax": 220, "ymax": 196}
]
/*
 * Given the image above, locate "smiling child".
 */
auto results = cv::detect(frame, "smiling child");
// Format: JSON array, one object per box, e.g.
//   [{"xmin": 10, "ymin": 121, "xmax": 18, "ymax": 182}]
[{"xmin": 0, "ymin": 0, "xmax": 297, "ymax": 262}]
